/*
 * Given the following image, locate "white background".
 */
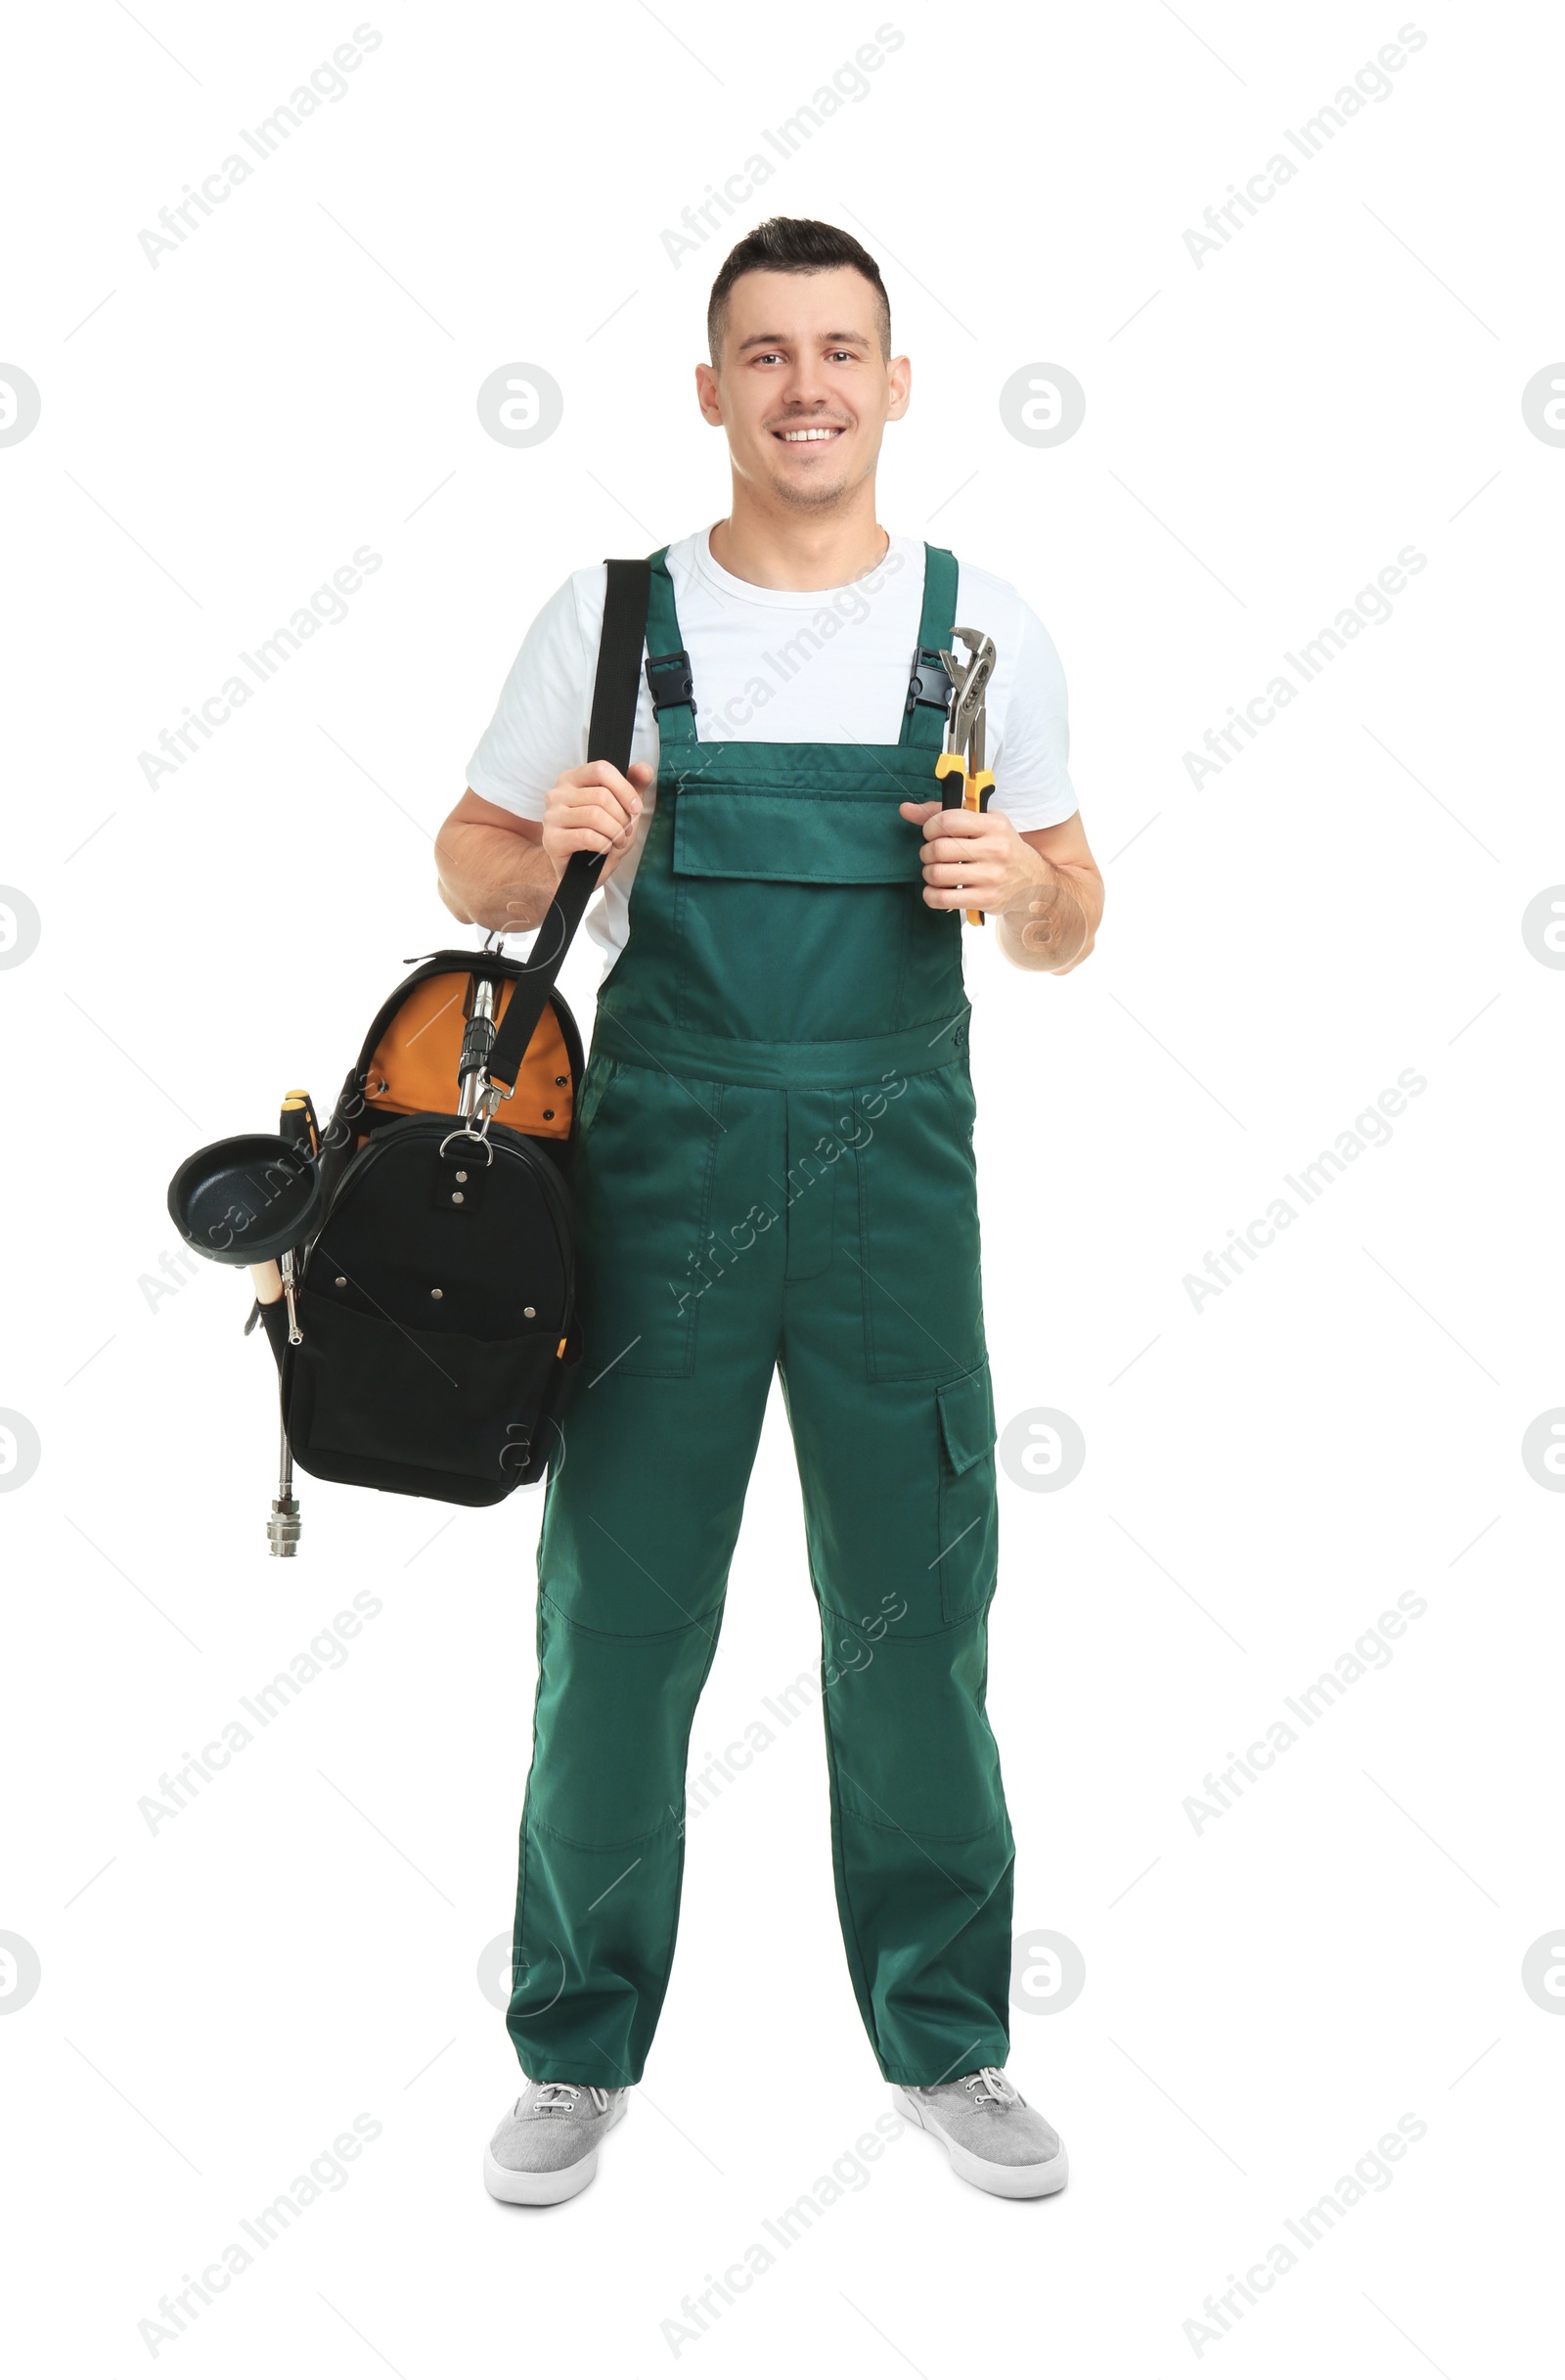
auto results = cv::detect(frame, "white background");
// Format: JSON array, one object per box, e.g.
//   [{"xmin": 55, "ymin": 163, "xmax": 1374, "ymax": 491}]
[{"xmin": 2, "ymin": 1, "xmax": 1560, "ymax": 2371}]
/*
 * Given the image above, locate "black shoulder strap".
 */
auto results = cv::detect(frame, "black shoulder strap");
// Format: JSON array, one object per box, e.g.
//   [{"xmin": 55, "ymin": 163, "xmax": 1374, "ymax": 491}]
[{"xmin": 485, "ymin": 557, "xmax": 651, "ymax": 1095}]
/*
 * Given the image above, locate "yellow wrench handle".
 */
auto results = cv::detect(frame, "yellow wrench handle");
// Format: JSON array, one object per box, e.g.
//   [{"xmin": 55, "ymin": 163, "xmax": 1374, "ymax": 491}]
[
  {"xmin": 934, "ymin": 750, "xmax": 991, "ymax": 924},
  {"xmin": 965, "ymin": 770, "xmax": 995, "ymax": 924}
]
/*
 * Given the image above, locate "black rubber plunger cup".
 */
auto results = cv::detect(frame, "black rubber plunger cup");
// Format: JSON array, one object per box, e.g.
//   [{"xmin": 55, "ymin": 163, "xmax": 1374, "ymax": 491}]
[{"xmin": 167, "ymin": 1133, "xmax": 324, "ymax": 1268}]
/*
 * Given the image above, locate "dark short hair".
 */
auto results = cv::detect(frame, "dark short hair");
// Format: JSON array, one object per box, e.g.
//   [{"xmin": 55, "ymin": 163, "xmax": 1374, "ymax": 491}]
[{"xmin": 707, "ymin": 217, "xmax": 891, "ymax": 367}]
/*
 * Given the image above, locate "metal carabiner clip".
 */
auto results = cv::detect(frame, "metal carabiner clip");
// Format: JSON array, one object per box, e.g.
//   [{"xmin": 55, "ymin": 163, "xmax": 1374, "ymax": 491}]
[{"xmin": 437, "ymin": 1105, "xmax": 498, "ymax": 1166}]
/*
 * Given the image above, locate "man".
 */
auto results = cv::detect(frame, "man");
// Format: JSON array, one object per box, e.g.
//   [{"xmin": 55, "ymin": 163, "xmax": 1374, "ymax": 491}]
[{"xmin": 435, "ymin": 216, "xmax": 1102, "ymax": 2207}]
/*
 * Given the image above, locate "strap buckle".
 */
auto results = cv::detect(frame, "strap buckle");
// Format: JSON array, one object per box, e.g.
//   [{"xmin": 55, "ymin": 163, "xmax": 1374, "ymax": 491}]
[
  {"xmin": 646, "ymin": 649, "xmax": 696, "ymax": 717},
  {"xmin": 905, "ymin": 645, "xmax": 954, "ymax": 718}
]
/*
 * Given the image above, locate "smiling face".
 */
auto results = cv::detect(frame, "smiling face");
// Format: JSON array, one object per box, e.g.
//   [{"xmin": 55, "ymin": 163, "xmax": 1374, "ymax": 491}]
[{"xmin": 696, "ymin": 264, "xmax": 910, "ymax": 515}]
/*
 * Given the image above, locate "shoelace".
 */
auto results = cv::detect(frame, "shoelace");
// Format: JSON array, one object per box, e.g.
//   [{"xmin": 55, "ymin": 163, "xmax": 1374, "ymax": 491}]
[
  {"xmin": 961, "ymin": 2066, "xmax": 1019, "ymax": 2109},
  {"xmin": 527, "ymin": 2081, "xmax": 609, "ymax": 2116}
]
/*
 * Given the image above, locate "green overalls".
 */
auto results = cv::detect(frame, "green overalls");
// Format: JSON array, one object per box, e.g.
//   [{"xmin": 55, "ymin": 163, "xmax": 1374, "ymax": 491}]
[{"xmin": 508, "ymin": 542, "xmax": 1014, "ymax": 2088}]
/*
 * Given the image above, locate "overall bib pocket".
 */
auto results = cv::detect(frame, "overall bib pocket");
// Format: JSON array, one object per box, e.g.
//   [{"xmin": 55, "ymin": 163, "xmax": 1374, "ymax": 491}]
[{"xmin": 669, "ymin": 782, "xmax": 921, "ymax": 1045}]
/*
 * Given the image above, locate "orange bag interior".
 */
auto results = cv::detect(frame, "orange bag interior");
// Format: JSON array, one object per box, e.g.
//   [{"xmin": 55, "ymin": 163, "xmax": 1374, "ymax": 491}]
[{"xmin": 360, "ymin": 970, "xmax": 573, "ymax": 1138}]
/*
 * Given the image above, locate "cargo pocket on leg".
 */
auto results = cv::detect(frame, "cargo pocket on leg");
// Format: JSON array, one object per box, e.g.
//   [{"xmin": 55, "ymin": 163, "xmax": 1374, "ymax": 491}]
[{"xmin": 935, "ymin": 1360, "xmax": 998, "ymax": 1624}]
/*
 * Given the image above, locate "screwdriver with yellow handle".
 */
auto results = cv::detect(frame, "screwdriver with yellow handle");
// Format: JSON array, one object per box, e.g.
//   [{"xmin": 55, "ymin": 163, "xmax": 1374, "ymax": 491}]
[{"xmin": 936, "ymin": 629, "xmax": 997, "ymax": 925}]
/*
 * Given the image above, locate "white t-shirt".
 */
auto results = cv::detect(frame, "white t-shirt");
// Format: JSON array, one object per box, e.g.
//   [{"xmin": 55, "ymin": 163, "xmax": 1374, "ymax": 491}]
[{"xmin": 466, "ymin": 525, "xmax": 1077, "ymax": 980}]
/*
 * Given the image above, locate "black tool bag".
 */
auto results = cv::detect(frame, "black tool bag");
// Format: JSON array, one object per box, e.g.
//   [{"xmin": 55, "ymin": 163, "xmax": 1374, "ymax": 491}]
[{"xmin": 253, "ymin": 557, "xmax": 651, "ymax": 1505}]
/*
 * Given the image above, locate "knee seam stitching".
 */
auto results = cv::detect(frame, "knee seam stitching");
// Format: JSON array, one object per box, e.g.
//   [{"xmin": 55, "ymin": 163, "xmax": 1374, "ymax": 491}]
[
  {"xmin": 538, "ymin": 1587, "xmax": 720, "ymax": 1644},
  {"xmin": 528, "ymin": 1809, "xmax": 685, "ymax": 1854}
]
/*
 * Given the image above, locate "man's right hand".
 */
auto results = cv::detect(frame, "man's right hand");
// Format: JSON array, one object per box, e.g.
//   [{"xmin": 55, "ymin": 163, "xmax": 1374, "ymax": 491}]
[
  {"xmin": 540, "ymin": 760, "xmax": 651, "ymax": 885},
  {"xmin": 433, "ymin": 762, "xmax": 653, "ymax": 935}
]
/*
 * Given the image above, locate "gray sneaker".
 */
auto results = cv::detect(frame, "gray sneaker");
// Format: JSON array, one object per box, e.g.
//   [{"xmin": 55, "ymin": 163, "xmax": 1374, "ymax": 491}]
[
  {"xmin": 483, "ymin": 2080, "xmax": 629, "ymax": 2206},
  {"xmin": 893, "ymin": 2067, "xmax": 1067, "ymax": 2200}
]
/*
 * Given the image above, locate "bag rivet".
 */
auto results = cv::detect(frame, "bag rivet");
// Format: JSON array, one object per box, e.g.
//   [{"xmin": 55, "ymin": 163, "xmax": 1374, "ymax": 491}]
[
  {"xmin": 543, "ymin": 1108, "xmax": 555, "ymax": 1120},
  {"xmin": 430, "ymin": 1286, "xmax": 443, "ymax": 1299},
  {"xmin": 555, "ymin": 1075, "xmax": 567, "ymax": 1086},
  {"xmin": 335, "ymin": 1276, "xmax": 347, "ymax": 1288},
  {"xmin": 455, "ymin": 1169, "xmax": 469, "ymax": 1183},
  {"xmin": 451, "ymin": 1190, "xmax": 465, "ymax": 1204},
  {"xmin": 524, "ymin": 1305, "xmax": 536, "ymax": 1318}
]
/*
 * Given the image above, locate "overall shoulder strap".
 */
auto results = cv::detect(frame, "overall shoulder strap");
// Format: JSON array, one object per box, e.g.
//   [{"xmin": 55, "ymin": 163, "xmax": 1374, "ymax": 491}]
[
  {"xmin": 643, "ymin": 544, "xmax": 696, "ymax": 744},
  {"xmin": 899, "ymin": 543, "xmax": 960, "ymax": 750},
  {"xmin": 485, "ymin": 556, "xmax": 651, "ymax": 1095}
]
